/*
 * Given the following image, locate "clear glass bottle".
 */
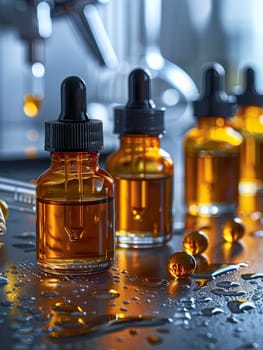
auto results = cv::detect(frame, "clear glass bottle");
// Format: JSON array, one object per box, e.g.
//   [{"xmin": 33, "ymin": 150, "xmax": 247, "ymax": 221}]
[
  {"xmin": 36, "ymin": 76, "xmax": 115, "ymax": 274},
  {"xmin": 106, "ymin": 69, "xmax": 174, "ymax": 248},
  {"xmin": 230, "ymin": 67, "xmax": 263, "ymax": 222},
  {"xmin": 184, "ymin": 63, "xmax": 243, "ymax": 216}
]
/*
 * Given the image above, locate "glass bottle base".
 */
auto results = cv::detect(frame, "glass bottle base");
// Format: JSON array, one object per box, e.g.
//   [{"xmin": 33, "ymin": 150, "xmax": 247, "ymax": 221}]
[
  {"xmin": 186, "ymin": 203, "xmax": 237, "ymax": 217},
  {"xmin": 37, "ymin": 258, "xmax": 115, "ymax": 275},
  {"xmin": 116, "ymin": 231, "xmax": 172, "ymax": 248}
]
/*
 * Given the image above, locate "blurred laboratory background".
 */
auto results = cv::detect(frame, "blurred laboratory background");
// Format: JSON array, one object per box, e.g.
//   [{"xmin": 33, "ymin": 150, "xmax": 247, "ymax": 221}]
[{"xmin": 1, "ymin": 0, "xmax": 263, "ymax": 159}]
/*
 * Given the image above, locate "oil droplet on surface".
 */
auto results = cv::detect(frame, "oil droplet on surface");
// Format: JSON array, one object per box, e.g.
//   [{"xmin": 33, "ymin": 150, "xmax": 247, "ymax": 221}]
[
  {"xmin": 92, "ymin": 289, "xmax": 120, "ymax": 300},
  {"xmin": 201, "ymin": 307, "xmax": 224, "ymax": 316},
  {"xmin": 52, "ymin": 302, "xmax": 84, "ymax": 313},
  {"xmin": 222, "ymin": 217, "xmax": 245, "ymax": 243},
  {"xmin": 227, "ymin": 300, "xmax": 256, "ymax": 313},
  {"xmin": 241, "ymin": 273, "xmax": 263, "ymax": 280},
  {"xmin": 168, "ymin": 251, "xmax": 196, "ymax": 278},
  {"xmin": 23, "ymin": 94, "xmax": 42, "ymax": 117},
  {"xmin": 183, "ymin": 230, "xmax": 209, "ymax": 255},
  {"xmin": 147, "ymin": 335, "xmax": 163, "ymax": 345}
]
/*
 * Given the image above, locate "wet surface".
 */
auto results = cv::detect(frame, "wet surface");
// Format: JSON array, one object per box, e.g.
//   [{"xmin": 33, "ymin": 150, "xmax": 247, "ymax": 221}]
[{"xmin": 1, "ymin": 210, "xmax": 263, "ymax": 349}]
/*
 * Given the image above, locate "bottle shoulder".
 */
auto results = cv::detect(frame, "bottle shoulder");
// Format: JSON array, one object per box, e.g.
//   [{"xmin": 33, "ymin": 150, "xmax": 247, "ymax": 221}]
[
  {"xmin": 184, "ymin": 124, "xmax": 243, "ymax": 150},
  {"xmin": 231, "ymin": 106, "xmax": 263, "ymax": 134},
  {"xmin": 106, "ymin": 147, "xmax": 173, "ymax": 176}
]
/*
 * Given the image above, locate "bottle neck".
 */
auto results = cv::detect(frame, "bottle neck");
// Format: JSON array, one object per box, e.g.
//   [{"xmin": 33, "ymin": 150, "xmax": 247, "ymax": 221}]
[
  {"xmin": 50, "ymin": 152, "xmax": 99, "ymax": 169},
  {"xmin": 197, "ymin": 116, "xmax": 229, "ymax": 128},
  {"xmin": 119, "ymin": 134, "xmax": 161, "ymax": 149}
]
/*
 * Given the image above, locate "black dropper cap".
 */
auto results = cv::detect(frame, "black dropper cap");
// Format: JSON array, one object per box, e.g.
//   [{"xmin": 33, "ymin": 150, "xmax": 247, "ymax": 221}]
[
  {"xmin": 194, "ymin": 63, "xmax": 235, "ymax": 119},
  {"xmin": 114, "ymin": 68, "xmax": 165, "ymax": 135},
  {"xmin": 45, "ymin": 76, "xmax": 103, "ymax": 152},
  {"xmin": 236, "ymin": 67, "xmax": 263, "ymax": 107}
]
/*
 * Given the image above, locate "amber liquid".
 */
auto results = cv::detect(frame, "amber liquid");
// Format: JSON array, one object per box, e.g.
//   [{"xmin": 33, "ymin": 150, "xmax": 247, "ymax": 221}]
[
  {"xmin": 114, "ymin": 176, "xmax": 173, "ymax": 247},
  {"xmin": 185, "ymin": 152, "xmax": 240, "ymax": 215},
  {"xmin": 37, "ymin": 197, "xmax": 115, "ymax": 274}
]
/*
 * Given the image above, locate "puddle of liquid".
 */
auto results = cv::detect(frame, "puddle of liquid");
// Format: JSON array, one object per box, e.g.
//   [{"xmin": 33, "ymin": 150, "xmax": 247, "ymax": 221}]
[
  {"xmin": 227, "ymin": 300, "xmax": 256, "ymax": 313},
  {"xmin": 192, "ymin": 262, "xmax": 247, "ymax": 280},
  {"xmin": 49, "ymin": 314, "xmax": 171, "ymax": 339}
]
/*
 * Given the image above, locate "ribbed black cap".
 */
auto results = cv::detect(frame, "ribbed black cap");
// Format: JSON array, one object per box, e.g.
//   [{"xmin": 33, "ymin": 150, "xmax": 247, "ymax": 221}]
[
  {"xmin": 236, "ymin": 67, "xmax": 263, "ymax": 107},
  {"xmin": 114, "ymin": 68, "xmax": 165, "ymax": 135},
  {"xmin": 194, "ymin": 63, "xmax": 235, "ymax": 119},
  {"xmin": 45, "ymin": 76, "xmax": 103, "ymax": 152}
]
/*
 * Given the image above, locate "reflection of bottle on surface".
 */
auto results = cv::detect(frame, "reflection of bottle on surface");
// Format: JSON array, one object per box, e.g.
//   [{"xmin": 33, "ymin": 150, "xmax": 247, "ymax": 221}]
[
  {"xmin": 184, "ymin": 63, "xmax": 243, "ymax": 217},
  {"xmin": 106, "ymin": 69, "xmax": 174, "ymax": 248},
  {"xmin": 36, "ymin": 76, "xmax": 115, "ymax": 274},
  {"xmin": 230, "ymin": 67, "xmax": 263, "ymax": 221}
]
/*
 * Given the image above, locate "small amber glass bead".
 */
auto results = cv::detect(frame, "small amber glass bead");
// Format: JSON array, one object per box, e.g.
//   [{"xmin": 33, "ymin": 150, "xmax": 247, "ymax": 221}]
[
  {"xmin": 222, "ymin": 217, "xmax": 245, "ymax": 243},
  {"xmin": 0, "ymin": 199, "xmax": 9, "ymax": 219},
  {"xmin": 183, "ymin": 230, "xmax": 209, "ymax": 255},
  {"xmin": 168, "ymin": 251, "xmax": 196, "ymax": 279}
]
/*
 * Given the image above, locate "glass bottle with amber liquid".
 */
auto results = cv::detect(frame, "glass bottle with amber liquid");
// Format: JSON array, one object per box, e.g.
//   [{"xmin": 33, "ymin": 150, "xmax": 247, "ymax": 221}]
[
  {"xmin": 36, "ymin": 76, "xmax": 115, "ymax": 274},
  {"xmin": 230, "ymin": 67, "xmax": 263, "ymax": 228},
  {"xmin": 184, "ymin": 63, "xmax": 243, "ymax": 217},
  {"xmin": 106, "ymin": 68, "xmax": 174, "ymax": 248}
]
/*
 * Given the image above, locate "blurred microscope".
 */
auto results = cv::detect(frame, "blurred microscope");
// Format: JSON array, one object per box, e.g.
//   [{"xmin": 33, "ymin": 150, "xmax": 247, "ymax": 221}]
[{"xmin": 0, "ymin": 0, "xmax": 197, "ymax": 155}]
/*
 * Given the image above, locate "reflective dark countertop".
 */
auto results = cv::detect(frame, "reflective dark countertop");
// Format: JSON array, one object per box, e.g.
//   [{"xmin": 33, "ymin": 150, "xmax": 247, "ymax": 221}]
[{"xmin": 0, "ymin": 160, "xmax": 263, "ymax": 350}]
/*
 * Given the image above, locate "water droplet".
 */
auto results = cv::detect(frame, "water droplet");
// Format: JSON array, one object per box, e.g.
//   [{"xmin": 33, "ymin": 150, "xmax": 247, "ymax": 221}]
[
  {"xmin": 211, "ymin": 288, "xmax": 246, "ymax": 297},
  {"xmin": 227, "ymin": 315, "xmax": 239, "ymax": 323},
  {"xmin": 40, "ymin": 290, "xmax": 59, "ymax": 298},
  {"xmin": 241, "ymin": 273, "xmax": 263, "ymax": 280},
  {"xmin": 120, "ymin": 307, "xmax": 128, "ymax": 312},
  {"xmin": 147, "ymin": 335, "xmax": 163, "ymax": 345},
  {"xmin": 216, "ymin": 281, "xmax": 240, "ymax": 288},
  {"xmin": 142, "ymin": 278, "xmax": 169, "ymax": 288},
  {"xmin": 227, "ymin": 300, "xmax": 256, "ymax": 313},
  {"xmin": 13, "ymin": 232, "xmax": 36, "ymax": 240},
  {"xmin": 201, "ymin": 307, "xmax": 224, "ymax": 316},
  {"xmin": 129, "ymin": 328, "xmax": 140, "ymax": 336},
  {"xmin": 12, "ymin": 242, "xmax": 35, "ymax": 251},
  {"xmin": 92, "ymin": 289, "xmax": 120, "ymax": 300}
]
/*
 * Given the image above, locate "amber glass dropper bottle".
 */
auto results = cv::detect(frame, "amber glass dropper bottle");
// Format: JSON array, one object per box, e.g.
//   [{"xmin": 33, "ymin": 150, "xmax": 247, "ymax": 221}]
[
  {"xmin": 36, "ymin": 76, "xmax": 115, "ymax": 274},
  {"xmin": 230, "ymin": 67, "xmax": 263, "ymax": 222},
  {"xmin": 184, "ymin": 63, "xmax": 243, "ymax": 217},
  {"xmin": 106, "ymin": 68, "xmax": 174, "ymax": 248}
]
